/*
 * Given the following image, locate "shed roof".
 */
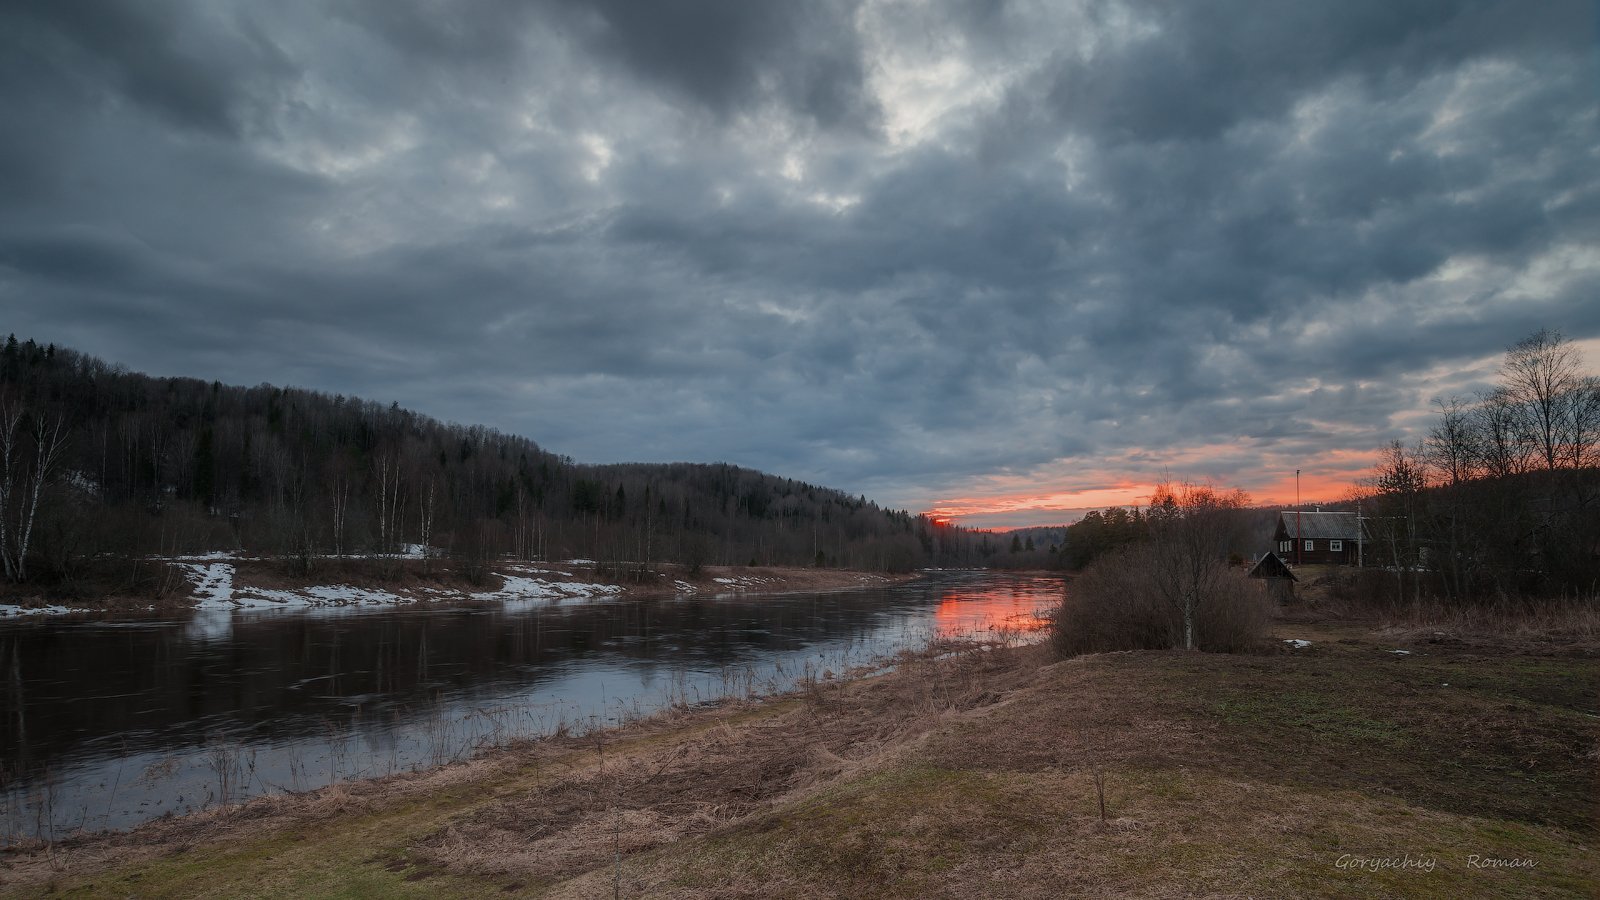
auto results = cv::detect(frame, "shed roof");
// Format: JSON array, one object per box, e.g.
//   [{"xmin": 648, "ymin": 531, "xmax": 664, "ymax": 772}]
[
  {"xmin": 1279, "ymin": 511, "xmax": 1363, "ymax": 540},
  {"xmin": 1248, "ymin": 552, "xmax": 1298, "ymax": 581}
]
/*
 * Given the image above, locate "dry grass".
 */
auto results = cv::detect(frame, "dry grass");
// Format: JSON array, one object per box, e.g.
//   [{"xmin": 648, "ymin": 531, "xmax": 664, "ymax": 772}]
[
  {"xmin": 1373, "ymin": 597, "xmax": 1600, "ymax": 643},
  {"xmin": 2, "ymin": 625, "xmax": 1594, "ymax": 898},
  {"xmin": 1299, "ymin": 568, "xmax": 1600, "ymax": 645},
  {"xmin": 404, "ymin": 642, "xmax": 1040, "ymax": 885},
  {"xmin": 0, "ymin": 558, "xmax": 195, "ymax": 610}
]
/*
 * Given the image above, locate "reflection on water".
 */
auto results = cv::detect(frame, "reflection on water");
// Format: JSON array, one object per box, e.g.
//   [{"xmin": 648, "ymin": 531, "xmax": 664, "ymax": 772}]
[
  {"xmin": 0, "ymin": 571, "xmax": 1060, "ymax": 840},
  {"xmin": 932, "ymin": 580, "xmax": 1054, "ymax": 639}
]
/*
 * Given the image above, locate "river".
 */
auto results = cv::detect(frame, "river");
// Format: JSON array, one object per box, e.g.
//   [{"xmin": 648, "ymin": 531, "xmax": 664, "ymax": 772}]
[{"xmin": 0, "ymin": 570, "xmax": 1060, "ymax": 841}]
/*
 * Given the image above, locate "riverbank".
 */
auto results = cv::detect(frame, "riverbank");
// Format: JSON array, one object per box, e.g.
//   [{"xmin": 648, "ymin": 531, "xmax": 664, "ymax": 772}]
[
  {"xmin": 4, "ymin": 614, "xmax": 1593, "ymax": 897},
  {"xmin": 0, "ymin": 558, "xmax": 918, "ymax": 617}
]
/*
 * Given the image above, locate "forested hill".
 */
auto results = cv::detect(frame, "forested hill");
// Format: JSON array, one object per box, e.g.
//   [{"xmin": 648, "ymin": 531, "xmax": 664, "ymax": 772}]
[{"xmin": 0, "ymin": 337, "xmax": 979, "ymax": 581}]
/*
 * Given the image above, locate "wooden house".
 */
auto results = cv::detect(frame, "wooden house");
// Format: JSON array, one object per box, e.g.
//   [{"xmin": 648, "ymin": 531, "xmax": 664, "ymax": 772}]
[{"xmin": 1273, "ymin": 510, "xmax": 1365, "ymax": 566}]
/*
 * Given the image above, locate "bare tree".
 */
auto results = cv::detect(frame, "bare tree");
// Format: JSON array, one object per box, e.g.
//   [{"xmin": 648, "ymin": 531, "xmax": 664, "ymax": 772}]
[
  {"xmin": 417, "ymin": 476, "xmax": 436, "ymax": 571},
  {"xmin": 1423, "ymin": 396, "xmax": 1480, "ymax": 486},
  {"xmin": 1144, "ymin": 482, "xmax": 1251, "ymax": 651},
  {"xmin": 374, "ymin": 453, "xmax": 404, "ymax": 554},
  {"xmin": 1370, "ymin": 439, "xmax": 1428, "ymax": 602},
  {"xmin": 329, "ymin": 475, "xmax": 350, "ymax": 556},
  {"xmin": 511, "ymin": 482, "xmax": 536, "ymax": 561},
  {"xmin": 1567, "ymin": 375, "xmax": 1600, "ymax": 470},
  {"xmin": 1473, "ymin": 387, "xmax": 1534, "ymax": 479},
  {"xmin": 0, "ymin": 400, "xmax": 71, "ymax": 582},
  {"xmin": 282, "ymin": 458, "xmax": 316, "ymax": 575},
  {"xmin": 1422, "ymin": 400, "xmax": 1482, "ymax": 599},
  {"xmin": 1500, "ymin": 329, "xmax": 1590, "ymax": 471}
]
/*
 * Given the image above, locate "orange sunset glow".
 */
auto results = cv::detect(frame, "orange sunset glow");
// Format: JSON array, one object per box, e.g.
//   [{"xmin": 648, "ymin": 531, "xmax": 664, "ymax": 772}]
[
  {"xmin": 925, "ymin": 483, "xmax": 1154, "ymax": 529},
  {"xmin": 922, "ymin": 449, "xmax": 1383, "ymax": 529}
]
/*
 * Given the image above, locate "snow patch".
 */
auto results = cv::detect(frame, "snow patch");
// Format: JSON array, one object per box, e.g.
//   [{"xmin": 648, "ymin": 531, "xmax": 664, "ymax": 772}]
[
  {"xmin": 474, "ymin": 574, "xmax": 623, "ymax": 603},
  {"xmin": 34, "ymin": 557, "xmax": 631, "ymax": 617},
  {"xmin": 0, "ymin": 603, "xmax": 92, "ymax": 617},
  {"xmin": 179, "ymin": 562, "xmax": 236, "ymax": 608},
  {"xmin": 232, "ymin": 585, "xmax": 416, "ymax": 608},
  {"xmin": 1387, "ymin": 649, "xmax": 1412, "ymax": 655},
  {"xmin": 1283, "ymin": 639, "xmax": 1312, "ymax": 649},
  {"xmin": 710, "ymin": 575, "xmax": 778, "ymax": 589}
]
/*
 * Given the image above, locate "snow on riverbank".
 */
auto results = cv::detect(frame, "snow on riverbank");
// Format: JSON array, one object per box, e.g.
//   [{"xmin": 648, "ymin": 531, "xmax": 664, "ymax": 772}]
[
  {"xmin": 712, "ymin": 574, "xmax": 780, "ymax": 589},
  {"xmin": 1, "ymin": 557, "xmax": 913, "ymax": 618},
  {"xmin": 474, "ymin": 573, "xmax": 622, "ymax": 603},
  {"xmin": 181, "ymin": 562, "xmax": 238, "ymax": 608},
  {"xmin": 0, "ymin": 602, "xmax": 96, "ymax": 617},
  {"xmin": 169, "ymin": 558, "xmax": 625, "ymax": 612}
]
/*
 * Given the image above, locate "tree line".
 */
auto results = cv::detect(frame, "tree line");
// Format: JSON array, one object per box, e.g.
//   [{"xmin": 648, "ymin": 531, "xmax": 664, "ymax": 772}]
[
  {"xmin": 1361, "ymin": 329, "xmax": 1600, "ymax": 600},
  {"xmin": 0, "ymin": 337, "xmax": 988, "ymax": 588}
]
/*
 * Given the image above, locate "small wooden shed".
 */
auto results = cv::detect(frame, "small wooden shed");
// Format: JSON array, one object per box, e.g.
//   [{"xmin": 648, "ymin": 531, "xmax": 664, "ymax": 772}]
[{"xmin": 1247, "ymin": 551, "xmax": 1297, "ymax": 601}]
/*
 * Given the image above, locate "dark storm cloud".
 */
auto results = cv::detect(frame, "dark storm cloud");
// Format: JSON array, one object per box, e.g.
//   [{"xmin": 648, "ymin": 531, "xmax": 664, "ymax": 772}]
[
  {"xmin": 332, "ymin": 0, "xmax": 879, "ymax": 130},
  {"xmin": 0, "ymin": 0, "xmax": 290, "ymax": 136},
  {"xmin": 572, "ymin": 0, "xmax": 880, "ymax": 131},
  {"xmin": 2, "ymin": 0, "xmax": 1597, "ymax": 520}
]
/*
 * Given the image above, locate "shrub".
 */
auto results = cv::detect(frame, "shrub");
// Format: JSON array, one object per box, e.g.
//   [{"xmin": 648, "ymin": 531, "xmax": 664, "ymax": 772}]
[{"xmin": 1053, "ymin": 546, "xmax": 1271, "ymax": 656}]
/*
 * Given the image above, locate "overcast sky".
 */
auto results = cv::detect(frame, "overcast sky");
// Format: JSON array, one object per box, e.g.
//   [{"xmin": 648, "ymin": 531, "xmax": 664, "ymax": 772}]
[{"xmin": 2, "ymin": 1, "xmax": 1597, "ymax": 528}]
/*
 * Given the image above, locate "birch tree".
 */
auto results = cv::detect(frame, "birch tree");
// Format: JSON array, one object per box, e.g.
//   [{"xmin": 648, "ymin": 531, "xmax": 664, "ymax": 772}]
[
  {"xmin": 374, "ymin": 453, "xmax": 404, "ymax": 554},
  {"xmin": 329, "ymin": 475, "xmax": 350, "ymax": 556},
  {"xmin": 417, "ymin": 476, "xmax": 435, "ymax": 570},
  {"xmin": 0, "ymin": 400, "xmax": 70, "ymax": 582}
]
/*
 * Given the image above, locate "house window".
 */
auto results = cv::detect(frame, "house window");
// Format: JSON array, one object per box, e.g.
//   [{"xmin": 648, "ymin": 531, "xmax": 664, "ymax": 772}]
[
  {"xmin": 1330, "ymin": 540, "xmax": 1343, "ymax": 552},
  {"xmin": 1278, "ymin": 540, "xmax": 1291, "ymax": 553},
  {"xmin": 1304, "ymin": 540, "xmax": 1314, "ymax": 552}
]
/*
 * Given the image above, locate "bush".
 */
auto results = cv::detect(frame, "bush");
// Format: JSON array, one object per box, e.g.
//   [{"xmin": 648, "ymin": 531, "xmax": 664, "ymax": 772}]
[{"xmin": 1053, "ymin": 546, "xmax": 1271, "ymax": 656}]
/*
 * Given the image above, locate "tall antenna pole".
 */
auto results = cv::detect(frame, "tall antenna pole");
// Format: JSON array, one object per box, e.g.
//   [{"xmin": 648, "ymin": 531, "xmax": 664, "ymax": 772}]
[
  {"xmin": 1356, "ymin": 497, "xmax": 1363, "ymax": 568},
  {"xmin": 1295, "ymin": 469, "xmax": 1302, "ymax": 566}
]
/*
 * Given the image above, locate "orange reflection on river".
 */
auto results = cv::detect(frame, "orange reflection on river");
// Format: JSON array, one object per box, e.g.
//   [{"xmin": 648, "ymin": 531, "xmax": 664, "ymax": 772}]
[{"xmin": 931, "ymin": 575, "xmax": 1059, "ymax": 641}]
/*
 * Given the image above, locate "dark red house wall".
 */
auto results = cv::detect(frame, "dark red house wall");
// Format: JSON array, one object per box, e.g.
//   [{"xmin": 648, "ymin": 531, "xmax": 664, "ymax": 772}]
[{"xmin": 1272, "ymin": 526, "xmax": 1359, "ymax": 565}]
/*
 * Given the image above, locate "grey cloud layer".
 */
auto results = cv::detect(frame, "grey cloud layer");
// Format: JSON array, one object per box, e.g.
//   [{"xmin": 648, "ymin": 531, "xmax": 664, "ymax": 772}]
[{"xmin": 2, "ymin": 0, "xmax": 1595, "ymax": 515}]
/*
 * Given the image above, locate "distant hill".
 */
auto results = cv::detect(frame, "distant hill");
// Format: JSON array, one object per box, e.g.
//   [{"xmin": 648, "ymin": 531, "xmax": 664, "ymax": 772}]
[{"xmin": 0, "ymin": 336, "xmax": 980, "ymax": 584}]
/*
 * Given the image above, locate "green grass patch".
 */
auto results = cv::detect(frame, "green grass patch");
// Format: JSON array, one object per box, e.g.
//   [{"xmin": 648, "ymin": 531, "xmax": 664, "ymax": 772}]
[{"xmin": 1211, "ymin": 691, "xmax": 1410, "ymax": 748}]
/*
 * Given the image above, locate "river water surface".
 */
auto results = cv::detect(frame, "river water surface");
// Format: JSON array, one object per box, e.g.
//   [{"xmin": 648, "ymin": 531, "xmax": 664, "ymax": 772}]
[{"xmin": 0, "ymin": 570, "xmax": 1060, "ymax": 840}]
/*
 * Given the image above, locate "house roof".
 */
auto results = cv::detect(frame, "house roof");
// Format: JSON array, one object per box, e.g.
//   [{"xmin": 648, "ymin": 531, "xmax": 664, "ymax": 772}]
[{"xmin": 1279, "ymin": 511, "xmax": 1363, "ymax": 540}]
